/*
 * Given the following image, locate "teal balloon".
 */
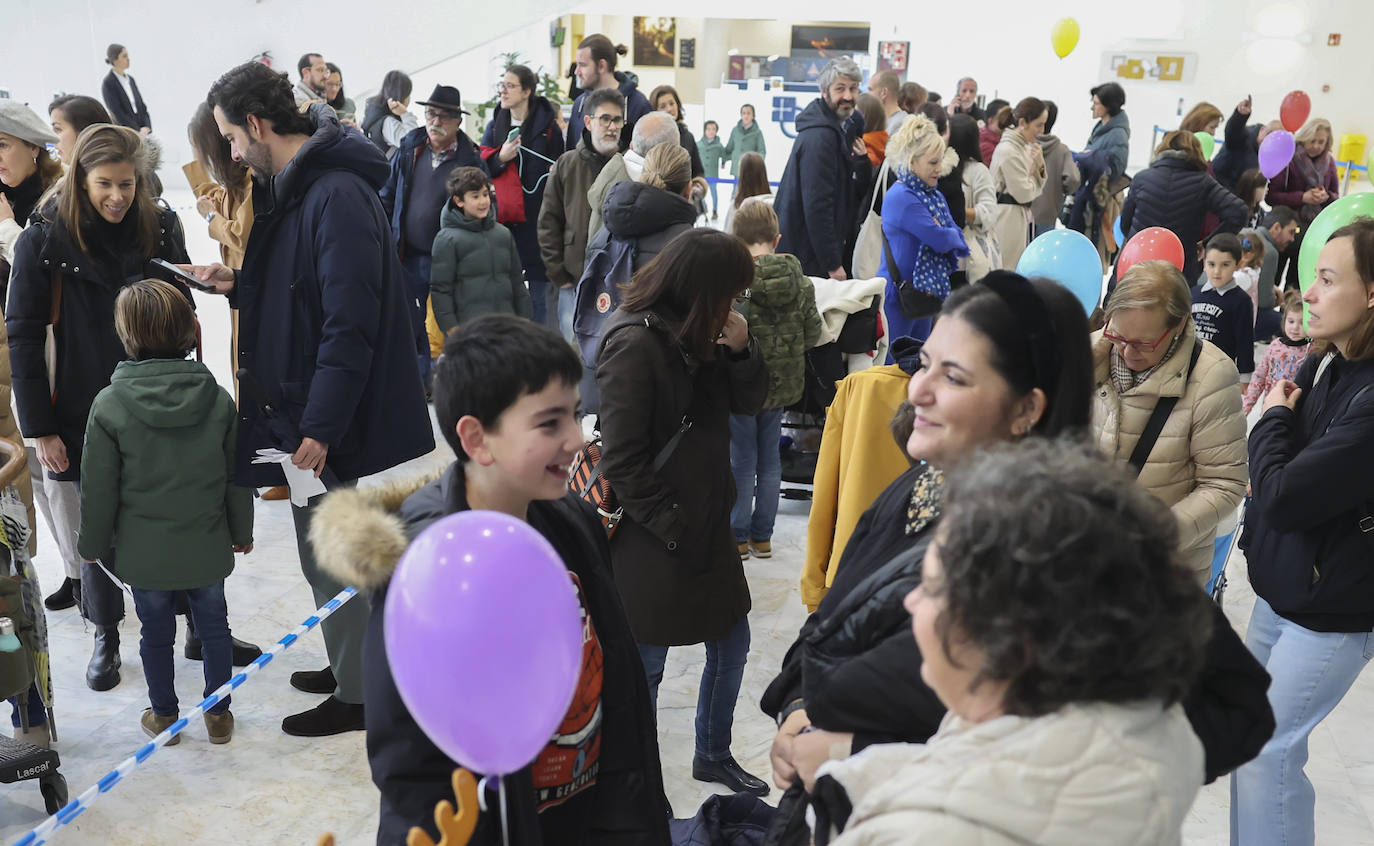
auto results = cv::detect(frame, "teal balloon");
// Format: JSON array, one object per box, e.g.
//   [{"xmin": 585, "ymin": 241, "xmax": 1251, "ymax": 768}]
[
  {"xmin": 1017, "ymin": 229, "xmax": 1104, "ymax": 314},
  {"xmin": 1113, "ymin": 215, "xmax": 1125, "ymax": 246},
  {"xmin": 1297, "ymin": 193, "xmax": 1374, "ymax": 292},
  {"xmin": 1194, "ymin": 131, "xmax": 1216, "ymax": 161}
]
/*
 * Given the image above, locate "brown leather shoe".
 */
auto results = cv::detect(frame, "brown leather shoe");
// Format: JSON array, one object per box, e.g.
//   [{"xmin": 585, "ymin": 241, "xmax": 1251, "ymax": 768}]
[
  {"xmin": 261, "ymin": 486, "xmax": 289, "ymax": 501},
  {"xmin": 141, "ymin": 709, "xmax": 180, "ymax": 745},
  {"xmin": 204, "ymin": 710, "xmax": 234, "ymax": 744}
]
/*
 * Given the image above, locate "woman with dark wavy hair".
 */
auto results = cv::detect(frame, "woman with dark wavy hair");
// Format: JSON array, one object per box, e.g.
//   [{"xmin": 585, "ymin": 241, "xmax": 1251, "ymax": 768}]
[
  {"xmin": 815, "ymin": 437, "xmax": 1215, "ymax": 844},
  {"xmin": 760, "ymin": 272, "xmax": 1275, "ymax": 832}
]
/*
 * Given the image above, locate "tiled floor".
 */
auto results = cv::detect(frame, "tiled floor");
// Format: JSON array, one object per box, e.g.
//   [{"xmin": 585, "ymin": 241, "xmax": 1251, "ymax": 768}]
[{"xmin": 4, "ymin": 188, "xmax": 1374, "ymax": 844}]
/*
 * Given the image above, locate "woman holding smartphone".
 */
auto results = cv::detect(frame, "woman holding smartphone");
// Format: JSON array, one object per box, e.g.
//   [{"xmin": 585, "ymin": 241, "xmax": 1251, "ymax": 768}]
[{"xmin": 480, "ymin": 64, "xmax": 563, "ymax": 328}]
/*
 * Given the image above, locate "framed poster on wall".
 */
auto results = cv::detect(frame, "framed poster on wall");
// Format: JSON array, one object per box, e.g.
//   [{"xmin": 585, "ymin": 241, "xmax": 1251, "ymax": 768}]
[
  {"xmin": 877, "ymin": 41, "xmax": 908, "ymax": 73},
  {"xmin": 633, "ymin": 17, "xmax": 676, "ymax": 67}
]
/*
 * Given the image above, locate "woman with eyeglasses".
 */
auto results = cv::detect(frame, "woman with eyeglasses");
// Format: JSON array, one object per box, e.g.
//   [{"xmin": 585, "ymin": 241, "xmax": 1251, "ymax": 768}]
[
  {"xmin": 1090, "ymin": 259, "xmax": 1248, "ymax": 584},
  {"xmin": 480, "ymin": 65, "xmax": 563, "ymax": 329}
]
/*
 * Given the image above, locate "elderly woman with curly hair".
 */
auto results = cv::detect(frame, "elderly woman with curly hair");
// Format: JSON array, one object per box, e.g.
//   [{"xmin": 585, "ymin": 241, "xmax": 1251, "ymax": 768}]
[{"xmin": 813, "ymin": 437, "xmax": 1217, "ymax": 845}]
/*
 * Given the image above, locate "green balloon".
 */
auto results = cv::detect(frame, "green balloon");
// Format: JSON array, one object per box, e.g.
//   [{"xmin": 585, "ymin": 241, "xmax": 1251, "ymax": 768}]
[
  {"xmin": 1296, "ymin": 193, "xmax": 1374, "ymax": 292},
  {"xmin": 1194, "ymin": 131, "xmax": 1216, "ymax": 161}
]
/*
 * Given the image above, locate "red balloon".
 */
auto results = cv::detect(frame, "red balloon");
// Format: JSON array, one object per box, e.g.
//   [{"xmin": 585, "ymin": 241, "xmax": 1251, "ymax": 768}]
[
  {"xmin": 1117, "ymin": 227, "xmax": 1186, "ymax": 280},
  {"xmin": 1280, "ymin": 90, "xmax": 1311, "ymax": 134}
]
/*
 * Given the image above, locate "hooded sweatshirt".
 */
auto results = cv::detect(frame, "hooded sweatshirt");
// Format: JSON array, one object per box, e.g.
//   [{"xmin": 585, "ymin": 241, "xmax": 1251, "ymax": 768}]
[
  {"xmin": 565, "ymin": 71, "xmax": 653, "ymax": 152},
  {"xmin": 742, "ymin": 253, "xmax": 823, "ymax": 407},
  {"xmin": 429, "ymin": 199, "xmax": 531, "ymax": 333},
  {"xmin": 77, "ymin": 359, "xmax": 253, "ymax": 589},
  {"xmin": 1031, "ymin": 133, "xmax": 1082, "ymax": 226}
]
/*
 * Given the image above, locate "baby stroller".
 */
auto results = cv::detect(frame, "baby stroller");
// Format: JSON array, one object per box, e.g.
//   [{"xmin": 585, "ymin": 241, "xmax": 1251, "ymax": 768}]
[{"xmin": 0, "ymin": 437, "xmax": 68, "ymax": 813}]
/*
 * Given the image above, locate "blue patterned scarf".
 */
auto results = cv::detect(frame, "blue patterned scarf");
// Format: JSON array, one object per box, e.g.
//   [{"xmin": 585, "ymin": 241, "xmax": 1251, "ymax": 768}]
[{"xmin": 893, "ymin": 170, "xmax": 962, "ymax": 300}]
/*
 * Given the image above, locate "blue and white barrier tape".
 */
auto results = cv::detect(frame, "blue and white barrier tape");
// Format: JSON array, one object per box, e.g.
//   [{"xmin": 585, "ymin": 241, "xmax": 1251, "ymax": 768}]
[{"xmin": 11, "ymin": 586, "xmax": 359, "ymax": 846}]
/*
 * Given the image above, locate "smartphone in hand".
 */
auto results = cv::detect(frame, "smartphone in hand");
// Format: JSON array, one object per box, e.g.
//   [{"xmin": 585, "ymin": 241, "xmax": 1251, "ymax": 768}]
[
  {"xmin": 149, "ymin": 258, "xmax": 216, "ymax": 292},
  {"xmin": 507, "ymin": 126, "xmax": 522, "ymax": 142}
]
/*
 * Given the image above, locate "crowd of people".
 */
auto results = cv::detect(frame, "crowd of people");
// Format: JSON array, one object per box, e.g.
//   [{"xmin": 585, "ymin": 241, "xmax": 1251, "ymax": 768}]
[{"xmin": 0, "ymin": 34, "xmax": 1371, "ymax": 846}]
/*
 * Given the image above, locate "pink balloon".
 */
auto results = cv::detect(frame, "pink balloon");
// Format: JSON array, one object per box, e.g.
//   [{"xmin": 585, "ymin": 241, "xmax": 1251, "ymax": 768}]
[
  {"xmin": 1259, "ymin": 130, "xmax": 1296, "ymax": 179},
  {"xmin": 384, "ymin": 510, "xmax": 584, "ymax": 775}
]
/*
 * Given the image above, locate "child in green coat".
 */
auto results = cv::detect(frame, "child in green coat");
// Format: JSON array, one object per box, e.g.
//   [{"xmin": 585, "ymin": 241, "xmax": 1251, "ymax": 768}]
[
  {"xmin": 430, "ymin": 167, "xmax": 532, "ymax": 335},
  {"xmin": 699, "ymin": 120, "xmax": 725, "ymax": 220},
  {"xmin": 78, "ymin": 280, "xmax": 253, "ymax": 746},
  {"xmin": 727, "ymin": 201, "xmax": 821, "ymax": 559}
]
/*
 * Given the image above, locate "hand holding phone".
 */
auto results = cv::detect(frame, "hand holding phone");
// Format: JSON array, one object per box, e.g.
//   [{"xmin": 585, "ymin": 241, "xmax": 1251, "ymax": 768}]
[
  {"xmin": 150, "ymin": 259, "xmax": 233, "ymax": 294},
  {"xmin": 507, "ymin": 126, "xmax": 522, "ymax": 142}
]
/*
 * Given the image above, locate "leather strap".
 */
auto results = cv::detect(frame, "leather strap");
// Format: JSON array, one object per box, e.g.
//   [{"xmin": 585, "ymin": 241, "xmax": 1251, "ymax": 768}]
[{"xmin": 1128, "ymin": 341, "xmax": 1203, "ymax": 476}]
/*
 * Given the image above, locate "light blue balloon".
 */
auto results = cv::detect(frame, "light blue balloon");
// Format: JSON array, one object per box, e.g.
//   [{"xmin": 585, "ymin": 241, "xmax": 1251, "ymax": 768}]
[
  {"xmin": 1113, "ymin": 215, "xmax": 1125, "ymax": 247},
  {"xmin": 1016, "ymin": 228, "xmax": 1105, "ymax": 314}
]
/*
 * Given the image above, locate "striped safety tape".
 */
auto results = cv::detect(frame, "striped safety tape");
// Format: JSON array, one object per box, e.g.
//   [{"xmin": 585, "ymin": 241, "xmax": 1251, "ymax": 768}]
[{"xmin": 10, "ymin": 586, "xmax": 359, "ymax": 846}]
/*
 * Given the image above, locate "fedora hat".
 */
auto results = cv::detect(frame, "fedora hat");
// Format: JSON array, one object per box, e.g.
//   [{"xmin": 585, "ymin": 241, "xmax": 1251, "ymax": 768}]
[{"xmin": 415, "ymin": 85, "xmax": 469, "ymax": 116}]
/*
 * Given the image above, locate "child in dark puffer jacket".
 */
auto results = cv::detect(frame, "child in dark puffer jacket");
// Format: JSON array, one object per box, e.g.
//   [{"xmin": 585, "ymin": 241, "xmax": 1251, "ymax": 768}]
[{"xmin": 728, "ymin": 200, "xmax": 823, "ymax": 559}]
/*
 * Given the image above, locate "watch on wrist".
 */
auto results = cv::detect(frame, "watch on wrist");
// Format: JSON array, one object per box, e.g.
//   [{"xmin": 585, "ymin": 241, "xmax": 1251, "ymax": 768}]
[{"xmin": 204, "ymin": 210, "xmax": 216, "ymax": 224}]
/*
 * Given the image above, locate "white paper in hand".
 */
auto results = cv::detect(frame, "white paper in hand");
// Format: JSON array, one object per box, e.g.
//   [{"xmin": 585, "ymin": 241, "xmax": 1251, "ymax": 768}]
[{"xmin": 252, "ymin": 448, "xmax": 328, "ymax": 505}]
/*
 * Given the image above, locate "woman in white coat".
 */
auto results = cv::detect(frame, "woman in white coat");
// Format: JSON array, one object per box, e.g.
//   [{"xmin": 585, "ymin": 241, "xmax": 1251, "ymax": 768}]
[
  {"xmin": 813, "ymin": 438, "xmax": 1213, "ymax": 846},
  {"xmin": 948, "ymin": 113, "xmax": 999, "ymax": 283},
  {"xmin": 989, "ymin": 97, "xmax": 1048, "ymax": 270}
]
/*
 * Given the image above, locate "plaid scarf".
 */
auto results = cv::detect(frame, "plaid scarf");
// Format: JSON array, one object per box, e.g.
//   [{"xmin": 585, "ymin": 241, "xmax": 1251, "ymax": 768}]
[{"xmin": 1109, "ymin": 330, "xmax": 1185, "ymax": 395}]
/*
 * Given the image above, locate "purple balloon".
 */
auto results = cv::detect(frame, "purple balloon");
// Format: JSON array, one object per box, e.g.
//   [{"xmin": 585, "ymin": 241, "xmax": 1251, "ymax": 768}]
[
  {"xmin": 1259, "ymin": 130, "xmax": 1296, "ymax": 179},
  {"xmin": 384, "ymin": 510, "xmax": 584, "ymax": 775}
]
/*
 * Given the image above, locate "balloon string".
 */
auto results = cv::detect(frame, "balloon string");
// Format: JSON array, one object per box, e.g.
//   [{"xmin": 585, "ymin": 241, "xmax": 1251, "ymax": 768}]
[{"xmin": 499, "ymin": 775, "xmax": 510, "ymax": 846}]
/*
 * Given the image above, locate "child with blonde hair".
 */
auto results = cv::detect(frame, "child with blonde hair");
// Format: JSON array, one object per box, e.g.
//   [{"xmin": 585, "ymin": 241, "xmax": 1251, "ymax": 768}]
[{"xmin": 78, "ymin": 279, "xmax": 253, "ymax": 745}]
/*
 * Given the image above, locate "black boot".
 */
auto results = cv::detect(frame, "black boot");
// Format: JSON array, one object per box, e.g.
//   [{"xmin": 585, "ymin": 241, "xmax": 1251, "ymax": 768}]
[
  {"xmin": 184, "ymin": 615, "xmax": 263, "ymax": 667},
  {"xmin": 43, "ymin": 577, "xmax": 80, "ymax": 611},
  {"xmin": 86, "ymin": 625, "xmax": 121, "ymax": 691},
  {"xmin": 692, "ymin": 755, "xmax": 770, "ymax": 797}
]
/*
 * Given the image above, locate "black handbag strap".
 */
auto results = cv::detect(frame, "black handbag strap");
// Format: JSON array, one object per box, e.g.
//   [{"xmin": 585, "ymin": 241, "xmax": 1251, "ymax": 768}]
[
  {"xmin": 1128, "ymin": 340, "xmax": 1203, "ymax": 476},
  {"xmin": 880, "ymin": 228, "xmax": 904, "ymax": 284}
]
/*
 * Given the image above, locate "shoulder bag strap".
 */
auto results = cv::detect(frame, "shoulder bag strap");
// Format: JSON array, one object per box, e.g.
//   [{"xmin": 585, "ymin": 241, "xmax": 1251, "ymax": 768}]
[
  {"xmin": 869, "ymin": 158, "xmax": 890, "ymax": 216},
  {"xmin": 880, "ymin": 228, "xmax": 904, "ymax": 284},
  {"xmin": 1128, "ymin": 341, "xmax": 1203, "ymax": 476}
]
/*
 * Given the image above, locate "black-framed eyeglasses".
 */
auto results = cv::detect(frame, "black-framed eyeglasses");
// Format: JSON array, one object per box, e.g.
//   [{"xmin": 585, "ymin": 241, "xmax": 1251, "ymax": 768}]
[
  {"xmin": 425, "ymin": 108, "xmax": 459, "ymax": 121},
  {"xmin": 593, "ymin": 114, "xmax": 625, "ymax": 128}
]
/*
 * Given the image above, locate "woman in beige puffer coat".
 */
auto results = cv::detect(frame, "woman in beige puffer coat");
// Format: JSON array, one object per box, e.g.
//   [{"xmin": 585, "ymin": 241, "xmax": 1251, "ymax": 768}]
[{"xmin": 1091, "ymin": 260, "xmax": 1248, "ymax": 583}]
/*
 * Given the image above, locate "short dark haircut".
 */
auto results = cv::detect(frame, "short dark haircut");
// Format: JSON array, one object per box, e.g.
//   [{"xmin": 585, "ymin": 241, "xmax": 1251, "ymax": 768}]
[
  {"xmin": 1091, "ymin": 82, "xmax": 1126, "ymax": 116},
  {"xmin": 931, "ymin": 437, "xmax": 1213, "ymax": 717},
  {"xmin": 1043, "ymin": 100, "xmax": 1059, "ymax": 134},
  {"xmin": 432, "ymin": 315, "xmax": 583, "ymax": 462},
  {"xmin": 1205, "ymin": 232, "xmax": 1244, "ymax": 263},
  {"xmin": 984, "ymin": 99, "xmax": 1009, "ymax": 121},
  {"xmin": 621, "ymin": 229, "xmax": 755, "ymax": 358},
  {"xmin": 948, "ymin": 113, "xmax": 981, "ymax": 164},
  {"xmin": 1262, "ymin": 205, "xmax": 1299, "ymax": 230},
  {"xmin": 506, "ymin": 64, "xmax": 537, "ymax": 94},
  {"xmin": 207, "ymin": 61, "xmax": 313, "ymax": 136},
  {"xmin": 49, "ymin": 94, "xmax": 111, "ymax": 133},
  {"xmin": 926, "ymin": 91, "xmax": 942, "ymax": 104},
  {"xmin": 583, "ymin": 88, "xmax": 626, "ymax": 116},
  {"xmin": 704, "ymin": 120, "xmax": 718, "ymax": 131},
  {"xmin": 938, "ymin": 276, "xmax": 1094, "ymax": 437},
  {"xmin": 446, "ymin": 166, "xmax": 490, "ymax": 198},
  {"xmin": 298, "ymin": 53, "xmax": 322, "ymax": 74},
  {"xmin": 916, "ymin": 103, "xmax": 947, "ymax": 137}
]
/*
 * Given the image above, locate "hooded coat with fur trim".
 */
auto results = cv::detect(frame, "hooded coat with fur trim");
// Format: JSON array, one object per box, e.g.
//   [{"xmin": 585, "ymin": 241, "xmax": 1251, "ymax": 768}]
[{"xmin": 312, "ymin": 463, "xmax": 670, "ymax": 846}]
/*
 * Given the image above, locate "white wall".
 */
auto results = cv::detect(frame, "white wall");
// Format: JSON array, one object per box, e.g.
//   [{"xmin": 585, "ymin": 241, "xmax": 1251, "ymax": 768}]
[{"xmin": 1, "ymin": 0, "xmax": 572, "ymax": 167}]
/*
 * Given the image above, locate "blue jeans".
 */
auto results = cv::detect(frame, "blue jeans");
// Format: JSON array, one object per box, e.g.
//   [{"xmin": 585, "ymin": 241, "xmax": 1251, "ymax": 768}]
[
  {"xmin": 730, "ymin": 408, "xmax": 784, "ymax": 543},
  {"xmin": 8, "ymin": 682, "xmax": 45, "ymax": 729},
  {"xmin": 557, "ymin": 285, "xmax": 576, "ymax": 343},
  {"xmin": 1032, "ymin": 222, "xmax": 1055, "ymax": 240},
  {"xmin": 1230, "ymin": 597, "xmax": 1374, "ymax": 846},
  {"xmin": 400, "ymin": 252, "xmax": 434, "ymax": 385},
  {"xmin": 706, "ymin": 178, "xmax": 720, "ymax": 215},
  {"xmin": 132, "ymin": 582, "xmax": 233, "ymax": 716},
  {"xmin": 637, "ymin": 616, "xmax": 750, "ymax": 761},
  {"xmin": 528, "ymin": 278, "xmax": 549, "ymax": 327}
]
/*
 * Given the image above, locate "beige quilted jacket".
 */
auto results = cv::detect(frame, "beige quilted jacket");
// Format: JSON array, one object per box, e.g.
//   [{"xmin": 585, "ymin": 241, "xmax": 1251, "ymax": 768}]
[{"xmin": 1090, "ymin": 324, "xmax": 1248, "ymax": 582}]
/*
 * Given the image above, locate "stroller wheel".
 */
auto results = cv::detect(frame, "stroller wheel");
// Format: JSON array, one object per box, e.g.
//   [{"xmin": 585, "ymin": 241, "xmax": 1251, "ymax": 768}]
[{"xmin": 40, "ymin": 772, "xmax": 68, "ymax": 814}]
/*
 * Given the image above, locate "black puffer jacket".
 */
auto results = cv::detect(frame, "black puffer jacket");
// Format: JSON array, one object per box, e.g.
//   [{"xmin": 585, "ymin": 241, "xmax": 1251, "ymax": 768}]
[
  {"xmin": 1243, "ymin": 353, "xmax": 1374, "ymax": 633},
  {"xmin": 585, "ymin": 179, "xmax": 697, "ymax": 265},
  {"xmin": 1119, "ymin": 150, "xmax": 1248, "ymax": 280},
  {"xmin": 8, "ymin": 202, "xmax": 190, "ymax": 481},
  {"xmin": 762, "ymin": 464, "xmax": 1274, "ymax": 784}
]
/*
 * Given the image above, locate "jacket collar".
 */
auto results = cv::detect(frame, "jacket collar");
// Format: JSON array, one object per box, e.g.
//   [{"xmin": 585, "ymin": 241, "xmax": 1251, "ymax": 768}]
[{"xmin": 1092, "ymin": 321, "xmax": 1199, "ymax": 399}]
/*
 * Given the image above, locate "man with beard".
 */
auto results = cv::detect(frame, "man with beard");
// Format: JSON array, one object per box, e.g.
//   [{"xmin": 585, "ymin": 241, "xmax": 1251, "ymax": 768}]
[
  {"xmin": 537, "ymin": 88, "xmax": 625, "ymax": 341},
  {"xmin": 776, "ymin": 57, "xmax": 864, "ymax": 279},
  {"xmin": 378, "ymin": 85, "xmax": 485, "ymax": 385},
  {"xmin": 294, "ymin": 53, "xmax": 329, "ymax": 107},
  {"xmin": 191, "ymin": 61, "xmax": 435, "ymax": 737}
]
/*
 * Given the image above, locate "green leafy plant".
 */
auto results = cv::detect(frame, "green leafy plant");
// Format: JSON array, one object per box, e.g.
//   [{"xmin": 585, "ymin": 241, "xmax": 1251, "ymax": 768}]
[{"xmin": 471, "ymin": 50, "xmax": 566, "ymax": 120}]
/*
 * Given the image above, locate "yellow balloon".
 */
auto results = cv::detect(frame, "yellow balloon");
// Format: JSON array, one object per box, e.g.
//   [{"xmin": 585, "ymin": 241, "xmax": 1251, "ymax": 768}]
[{"xmin": 1051, "ymin": 17, "xmax": 1080, "ymax": 59}]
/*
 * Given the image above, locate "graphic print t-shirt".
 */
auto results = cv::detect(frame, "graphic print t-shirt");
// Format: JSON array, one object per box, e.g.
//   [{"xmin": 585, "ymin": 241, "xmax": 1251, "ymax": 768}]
[{"xmin": 531, "ymin": 572, "xmax": 604, "ymax": 817}]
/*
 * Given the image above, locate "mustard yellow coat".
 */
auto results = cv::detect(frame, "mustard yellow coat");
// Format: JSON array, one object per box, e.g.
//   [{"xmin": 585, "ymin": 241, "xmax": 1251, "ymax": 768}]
[{"xmin": 801, "ymin": 365, "xmax": 911, "ymax": 610}]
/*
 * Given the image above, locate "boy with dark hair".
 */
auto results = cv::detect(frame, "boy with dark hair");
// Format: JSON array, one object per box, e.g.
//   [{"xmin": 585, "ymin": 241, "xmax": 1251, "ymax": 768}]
[
  {"xmin": 729, "ymin": 201, "xmax": 822, "ymax": 559},
  {"xmin": 1193, "ymin": 232, "xmax": 1255, "ymax": 387},
  {"xmin": 429, "ymin": 166, "xmax": 531, "ymax": 337},
  {"xmin": 312, "ymin": 314, "xmax": 670, "ymax": 846},
  {"xmin": 698, "ymin": 120, "xmax": 724, "ymax": 220}
]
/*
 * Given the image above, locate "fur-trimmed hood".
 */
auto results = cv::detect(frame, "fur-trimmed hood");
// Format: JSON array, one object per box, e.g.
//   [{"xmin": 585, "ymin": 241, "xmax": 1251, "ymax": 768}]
[{"xmin": 310, "ymin": 469, "xmax": 443, "ymax": 591}]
